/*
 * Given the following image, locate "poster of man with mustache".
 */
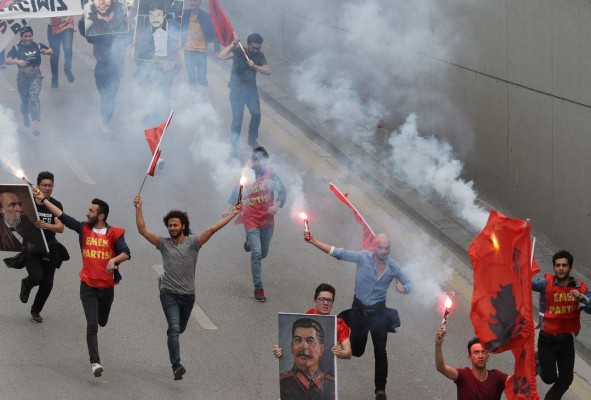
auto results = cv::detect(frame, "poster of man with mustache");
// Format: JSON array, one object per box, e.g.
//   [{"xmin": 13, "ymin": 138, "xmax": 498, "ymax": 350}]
[{"xmin": 278, "ymin": 313, "xmax": 338, "ymax": 400}]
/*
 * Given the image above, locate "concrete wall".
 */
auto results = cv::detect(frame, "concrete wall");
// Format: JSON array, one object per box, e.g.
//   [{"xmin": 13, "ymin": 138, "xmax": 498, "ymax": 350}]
[{"xmin": 222, "ymin": 0, "xmax": 591, "ymax": 271}]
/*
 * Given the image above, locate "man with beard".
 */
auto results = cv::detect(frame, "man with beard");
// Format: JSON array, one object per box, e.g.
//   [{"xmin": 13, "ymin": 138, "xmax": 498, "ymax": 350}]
[
  {"xmin": 280, "ymin": 317, "xmax": 335, "ymax": 400},
  {"xmin": 532, "ymin": 250, "xmax": 591, "ymax": 400},
  {"xmin": 134, "ymin": 195, "xmax": 241, "ymax": 380},
  {"xmin": 304, "ymin": 231, "xmax": 411, "ymax": 400},
  {"xmin": 35, "ymin": 194, "xmax": 130, "ymax": 378},
  {"xmin": 435, "ymin": 328, "xmax": 509, "ymax": 400},
  {"xmin": 0, "ymin": 190, "xmax": 38, "ymax": 252},
  {"xmin": 85, "ymin": 0, "xmax": 129, "ymax": 36},
  {"xmin": 225, "ymin": 146, "xmax": 286, "ymax": 302},
  {"xmin": 219, "ymin": 32, "xmax": 270, "ymax": 158}
]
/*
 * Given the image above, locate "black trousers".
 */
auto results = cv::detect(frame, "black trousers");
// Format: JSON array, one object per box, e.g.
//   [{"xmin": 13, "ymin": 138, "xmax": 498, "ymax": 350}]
[
  {"xmin": 538, "ymin": 332, "xmax": 575, "ymax": 400},
  {"xmin": 347, "ymin": 298, "xmax": 390, "ymax": 392},
  {"xmin": 23, "ymin": 246, "xmax": 60, "ymax": 313},
  {"xmin": 80, "ymin": 282, "xmax": 114, "ymax": 364}
]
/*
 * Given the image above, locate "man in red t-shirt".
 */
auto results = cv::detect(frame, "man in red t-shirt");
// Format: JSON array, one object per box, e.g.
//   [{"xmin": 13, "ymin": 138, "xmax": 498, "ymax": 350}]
[
  {"xmin": 435, "ymin": 327, "xmax": 509, "ymax": 400},
  {"xmin": 273, "ymin": 283, "xmax": 352, "ymax": 360}
]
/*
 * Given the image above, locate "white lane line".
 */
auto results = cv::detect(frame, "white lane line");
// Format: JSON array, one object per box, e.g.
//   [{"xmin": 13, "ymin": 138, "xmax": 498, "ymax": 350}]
[
  {"xmin": 152, "ymin": 264, "xmax": 218, "ymax": 330},
  {"xmin": 0, "ymin": 70, "xmax": 16, "ymax": 91},
  {"xmin": 50, "ymin": 142, "xmax": 97, "ymax": 185}
]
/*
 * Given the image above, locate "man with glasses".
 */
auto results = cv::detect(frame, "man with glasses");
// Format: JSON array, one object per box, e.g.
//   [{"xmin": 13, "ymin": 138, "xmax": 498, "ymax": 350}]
[
  {"xmin": 19, "ymin": 171, "xmax": 68, "ymax": 323},
  {"xmin": 219, "ymin": 31, "xmax": 270, "ymax": 158},
  {"xmin": 435, "ymin": 328, "xmax": 509, "ymax": 399},
  {"xmin": 273, "ymin": 283, "xmax": 352, "ymax": 360},
  {"xmin": 532, "ymin": 250, "xmax": 591, "ymax": 399},
  {"xmin": 304, "ymin": 231, "xmax": 411, "ymax": 400}
]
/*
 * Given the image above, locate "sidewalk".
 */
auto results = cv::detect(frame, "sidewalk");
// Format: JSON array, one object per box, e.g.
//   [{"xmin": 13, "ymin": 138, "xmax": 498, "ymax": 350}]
[{"xmin": 215, "ymin": 37, "xmax": 591, "ymax": 371}]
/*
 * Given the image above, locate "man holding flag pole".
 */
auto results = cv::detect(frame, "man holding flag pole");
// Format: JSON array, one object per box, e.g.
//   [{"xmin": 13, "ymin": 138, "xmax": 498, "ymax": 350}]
[{"xmin": 219, "ymin": 31, "xmax": 270, "ymax": 159}]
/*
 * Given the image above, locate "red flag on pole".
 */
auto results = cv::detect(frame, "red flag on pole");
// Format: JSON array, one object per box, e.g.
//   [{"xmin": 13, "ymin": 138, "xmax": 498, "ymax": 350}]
[
  {"xmin": 144, "ymin": 112, "xmax": 174, "ymax": 176},
  {"xmin": 468, "ymin": 210, "xmax": 539, "ymax": 400},
  {"xmin": 209, "ymin": 0, "xmax": 234, "ymax": 47},
  {"xmin": 329, "ymin": 183, "xmax": 376, "ymax": 250}
]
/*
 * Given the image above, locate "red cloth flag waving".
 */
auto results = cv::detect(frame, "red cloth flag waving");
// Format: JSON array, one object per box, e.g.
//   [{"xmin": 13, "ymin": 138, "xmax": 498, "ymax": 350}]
[
  {"xmin": 144, "ymin": 112, "xmax": 173, "ymax": 176},
  {"xmin": 468, "ymin": 210, "xmax": 539, "ymax": 400},
  {"xmin": 329, "ymin": 183, "xmax": 375, "ymax": 250},
  {"xmin": 144, "ymin": 122, "xmax": 165, "ymax": 176},
  {"xmin": 209, "ymin": 0, "xmax": 234, "ymax": 46}
]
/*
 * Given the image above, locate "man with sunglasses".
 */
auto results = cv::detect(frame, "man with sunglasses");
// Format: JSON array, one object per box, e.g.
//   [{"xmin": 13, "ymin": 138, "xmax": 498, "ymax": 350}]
[
  {"xmin": 273, "ymin": 283, "xmax": 352, "ymax": 360},
  {"xmin": 304, "ymin": 231, "xmax": 411, "ymax": 400},
  {"xmin": 532, "ymin": 250, "xmax": 591, "ymax": 399},
  {"xmin": 219, "ymin": 32, "xmax": 270, "ymax": 158}
]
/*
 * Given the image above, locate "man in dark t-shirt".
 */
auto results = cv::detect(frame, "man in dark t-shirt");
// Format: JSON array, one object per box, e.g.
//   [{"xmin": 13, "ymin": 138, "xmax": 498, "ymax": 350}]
[{"xmin": 435, "ymin": 327, "xmax": 509, "ymax": 400}]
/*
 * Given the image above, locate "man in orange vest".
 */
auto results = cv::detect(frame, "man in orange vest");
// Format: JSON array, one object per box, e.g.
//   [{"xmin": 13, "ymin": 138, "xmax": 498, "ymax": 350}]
[
  {"xmin": 532, "ymin": 250, "xmax": 591, "ymax": 399},
  {"xmin": 36, "ymin": 193, "xmax": 130, "ymax": 378}
]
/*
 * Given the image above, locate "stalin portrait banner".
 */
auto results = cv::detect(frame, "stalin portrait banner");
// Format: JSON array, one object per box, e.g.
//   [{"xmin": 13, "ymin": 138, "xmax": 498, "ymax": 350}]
[{"xmin": 278, "ymin": 313, "xmax": 338, "ymax": 400}]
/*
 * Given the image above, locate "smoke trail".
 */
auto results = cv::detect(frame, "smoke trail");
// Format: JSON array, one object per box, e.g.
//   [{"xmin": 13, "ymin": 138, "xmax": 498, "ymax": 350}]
[
  {"xmin": 0, "ymin": 105, "xmax": 22, "ymax": 174},
  {"xmin": 388, "ymin": 113, "xmax": 488, "ymax": 231}
]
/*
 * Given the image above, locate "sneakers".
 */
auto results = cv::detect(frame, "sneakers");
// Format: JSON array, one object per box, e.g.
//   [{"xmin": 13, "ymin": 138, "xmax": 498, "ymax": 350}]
[
  {"xmin": 254, "ymin": 288, "xmax": 266, "ymax": 302},
  {"xmin": 243, "ymin": 240, "xmax": 251, "ymax": 252},
  {"xmin": 91, "ymin": 363, "xmax": 103, "ymax": 377},
  {"xmin": 20, "ymin": 280, "xmax": 30, "ymax": 303},
  {"xmin": 375, "ymin": 390, "xmax": 387, "ymax": 400},
  {"xmin": 173, "ymin": 365, "xmax": 186, "ymax": 380},
  {"xmin": 30, "ymin": 310, "xmax": 43, "ymax": 323}
]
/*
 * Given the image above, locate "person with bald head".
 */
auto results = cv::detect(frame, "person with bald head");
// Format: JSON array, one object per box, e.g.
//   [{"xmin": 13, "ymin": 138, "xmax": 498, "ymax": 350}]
[{"xmin": 304, "ymin": 230, "xmax": 411, "ymax": 400}]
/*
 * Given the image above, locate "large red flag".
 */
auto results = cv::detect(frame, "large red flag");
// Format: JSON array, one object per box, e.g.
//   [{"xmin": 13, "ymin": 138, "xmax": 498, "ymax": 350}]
[
  {"xmin": 329, "ymin": 183, "xmax": 375, "ymax": 250},
  {"xmin": 468, "ymin": 210, "xmax": 539, "ymax": 400},
  {"xmin": 144, "ymin": 121, "xmax": 166, "ymax": 176},
  {"xmin": 209, "ymin": 0, "xmax": 234, "ymax": 46}
]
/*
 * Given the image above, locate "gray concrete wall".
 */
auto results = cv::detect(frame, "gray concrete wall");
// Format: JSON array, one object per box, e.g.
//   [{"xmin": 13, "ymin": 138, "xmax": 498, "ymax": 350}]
[{"xmin": 221, "ymin": 0, "xmax": 591, "ymax": 272}]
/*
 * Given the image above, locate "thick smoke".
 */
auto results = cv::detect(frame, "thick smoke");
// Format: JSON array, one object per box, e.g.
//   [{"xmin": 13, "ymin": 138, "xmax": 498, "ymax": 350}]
[{"xmin": 0, "ymin": 104, "xmax": 21, "ymax": 172}]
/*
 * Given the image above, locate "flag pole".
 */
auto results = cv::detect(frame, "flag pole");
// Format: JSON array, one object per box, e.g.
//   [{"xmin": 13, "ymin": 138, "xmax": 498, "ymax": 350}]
[
  {"xmin": 237, "ymin": 40, "xmax": 250, "ymax": 62},
  {"xmin": 137, "ymin": 110, "xmax": 175, "ymax": 197}
]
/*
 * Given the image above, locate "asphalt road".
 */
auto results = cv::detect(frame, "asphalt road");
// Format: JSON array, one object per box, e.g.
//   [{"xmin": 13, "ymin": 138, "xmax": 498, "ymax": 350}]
[{"xmin": 0, "ymin": 20, "xmax": 589, "ymax": 400}]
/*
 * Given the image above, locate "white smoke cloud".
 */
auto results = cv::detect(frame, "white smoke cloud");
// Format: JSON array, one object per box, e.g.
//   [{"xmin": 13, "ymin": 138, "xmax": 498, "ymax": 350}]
[{"xmin": 0, "ymin": 105, "xmax": 22, "ymax": 173}]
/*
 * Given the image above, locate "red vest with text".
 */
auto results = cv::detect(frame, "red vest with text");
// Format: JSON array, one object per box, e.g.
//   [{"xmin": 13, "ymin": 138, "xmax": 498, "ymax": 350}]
[
  {"xmin": 543, "ymin": 273, "xmax": 587, "ymax": 335},
  {"xmin": 80, "ymin": 225, "xmax": 125, "ymax": 288},
  {"xmin": 242, "ymin": 168, "xmax": 275, "ymax": 230}
]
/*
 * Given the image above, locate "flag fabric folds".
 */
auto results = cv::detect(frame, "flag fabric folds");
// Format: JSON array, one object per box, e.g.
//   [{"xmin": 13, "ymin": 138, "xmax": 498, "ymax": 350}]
[
  {"xmin": 144, "ymin": 121, "xmax": 166, "ymax": 176},
  {"xmin": 329, "ymin": 183, "xmax": 375, "ymax": 250},
  {"xmin": 468, "ymin": 210, "xmax": 539, "ymax": 400},
  {"xmin": 209, "ymin": 0, "xmax": 233, "ymax": 47}
]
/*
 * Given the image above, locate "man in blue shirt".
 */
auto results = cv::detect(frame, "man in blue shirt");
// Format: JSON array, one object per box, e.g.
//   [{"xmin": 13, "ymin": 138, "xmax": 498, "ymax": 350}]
[{"xmin": 304, "ymin": 230, "xmax": 411, "ymax": 400}]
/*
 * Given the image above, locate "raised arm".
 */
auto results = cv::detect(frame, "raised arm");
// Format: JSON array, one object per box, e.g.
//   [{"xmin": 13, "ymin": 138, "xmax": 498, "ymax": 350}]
[
  {"xmin": 197, "ymin": 203, "xmax": 242, "ymax": 246},
  {"xmin": 435, "ymin": 327, "xmax": 458, "ymax": 381},
  {"xmin": 218, "ymin": 32, "xmax": 239, "ymax": 59},
  {"xmin": 134, "ymin": 195, "xmax": 159, "ymax": 246},
  {"xmin": 304, "ymin": 231, "xmax": 333, "ymax": 254}
]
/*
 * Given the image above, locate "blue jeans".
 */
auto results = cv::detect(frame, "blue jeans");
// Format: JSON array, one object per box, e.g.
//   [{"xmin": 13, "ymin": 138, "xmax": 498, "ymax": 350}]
[
  {"xmin": 184, "ymin": 50, "xmax": 207, "ymax": 87},
  {"xmin": 160, "ymin": 290, "xmax": 195, "ymax": 370},
  {"xmin": 94, "ymin": 61, "xmax": 120, "ymax": 124},
  {"xmin": 246, "ymin": 227, "xmax": 274, "ymax": 290},
  {"xmin": 47, "ymin": 26, "xmax": 73, "ymax": 82},
  {"xmin": 229, "ymin": 85, "xmax": 261, "ymax": 155}
]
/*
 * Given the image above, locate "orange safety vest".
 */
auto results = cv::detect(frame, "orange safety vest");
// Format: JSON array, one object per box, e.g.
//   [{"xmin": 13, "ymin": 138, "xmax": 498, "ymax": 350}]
[
  {"xmin": 80, "ymin": 225, "xmax": 125, "ymax": 288},
  {"xmin": 542, "ymin": 273, "xmax": 586, "ymax": 335}
]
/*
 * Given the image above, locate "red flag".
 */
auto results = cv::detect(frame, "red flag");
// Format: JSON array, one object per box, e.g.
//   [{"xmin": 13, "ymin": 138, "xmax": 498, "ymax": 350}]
[
  {"xmin": 329, "ymin": 183, "xmax": 375, "ymax": 250},
  {"xmin": 468, "ymin": 210, "xmax": 539, "ymax": 400},
  {"xmin": 144, "ymin": 121, "xmax": 166, "ymax": 176},
  {"xmin": 209, "ymin": 0, "xmax": 234, "ymax": 46}
]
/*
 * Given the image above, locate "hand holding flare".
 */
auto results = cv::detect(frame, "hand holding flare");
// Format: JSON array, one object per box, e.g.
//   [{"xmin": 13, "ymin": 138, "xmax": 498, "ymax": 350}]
[
  {"xmin": 236, "ymin": 173, "xmax": 247, "ymax": 206},
  {"xmin": 16, "ymin": 169, "xmax": 42, "ymax": 197}
]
